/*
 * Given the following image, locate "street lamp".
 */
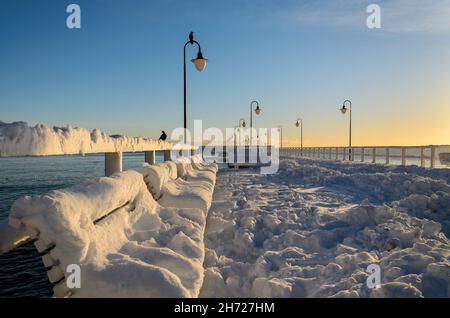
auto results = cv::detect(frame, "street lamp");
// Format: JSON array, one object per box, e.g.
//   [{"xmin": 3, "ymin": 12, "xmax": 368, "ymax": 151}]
[
  {"xmin": 235, "ymin": 119, "xmax": 246, "ymax": 147},
  {"xmin": 183, "ymin": 31, "xmax": 208, "ymax": 142},
  {"xmin": 250, "ymin": 100, "xmax": 261, "ymax": 144},
  {"xmin": 278, "ymin": 125, "xmax": 283, "ymax": 149},
  {"xmin": 295, "ymin": 118, "xmax": 303, "ymax": 156},
  {"xmin": 340, "ymin": 100, "xmax": 352, "ymax": 160}
]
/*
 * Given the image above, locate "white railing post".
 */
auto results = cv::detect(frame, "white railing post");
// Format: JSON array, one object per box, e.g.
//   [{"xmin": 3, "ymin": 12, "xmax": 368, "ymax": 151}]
[
  {"xmin": 144, "ymin": 150, "xmax": 156, "ymax": 165},
  {"xmin": 386, "ymin": 148, "xmax": 390, "ymax": 164},
  {"xmin": 105, "ymin": 152, "xmax": 123, "ymax": 177},
  {"xmin": 372, "ymin": 148, "xmax": 376, "ymax": 163},
  {"xmin": 420, "ymin": 147, "xmax": 425, "ymax": 167},
  {"xmin": 335, "ymin": 147, "xmax": 338, "ymax": 160},
  {"xmin": 430, "ymin": 146, "xmax": 436, "ymax": 168},
  {"xmin": 361, "ymin": 147, "xmax": 365, "ymax": 162},
  {"xmin": 343, "ymin": 148, "xmax": 346, "ymax": 161},
  {"xmin": 401, "ymin": 147, "xmax": 406, "ymax": 166}
]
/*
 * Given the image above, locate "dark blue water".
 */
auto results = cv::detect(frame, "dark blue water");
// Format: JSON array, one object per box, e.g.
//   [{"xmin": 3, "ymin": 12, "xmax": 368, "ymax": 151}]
[{"xmin": 0, "ymin": 153, "xmax": 164, "ymax": 297}]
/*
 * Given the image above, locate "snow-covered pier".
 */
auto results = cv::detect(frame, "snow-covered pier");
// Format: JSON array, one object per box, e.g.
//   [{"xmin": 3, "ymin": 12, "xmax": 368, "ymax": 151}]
[
  {"xmin": 1, "ymin": 121, "xmax": 449, "ymax": 298},
  {"xmin": 201, "ymin": 156, "xmax": 450, "ymax": 297}
]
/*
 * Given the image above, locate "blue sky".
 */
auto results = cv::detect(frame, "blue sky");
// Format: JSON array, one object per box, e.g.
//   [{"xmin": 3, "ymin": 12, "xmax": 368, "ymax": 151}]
[{"xmin": 1, "ymin": 0, "xmax": 450, "ymax": 145}]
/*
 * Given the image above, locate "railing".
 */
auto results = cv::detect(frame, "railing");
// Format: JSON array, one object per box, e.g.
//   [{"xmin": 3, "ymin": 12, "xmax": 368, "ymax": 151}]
[
  {"xmin": 280, "ymin": 145, "xmax": 450, "ymax": 169},
  {"xmin": 0, "ymin": 122, "xmax": 197, "ymax": 177}
]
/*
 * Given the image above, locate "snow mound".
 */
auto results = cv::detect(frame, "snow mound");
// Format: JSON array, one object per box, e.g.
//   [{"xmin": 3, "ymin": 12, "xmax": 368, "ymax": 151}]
[
  {"xmin": 0, "ymin": 121, "xmax": 175, "ymax": 156},
  {"xmin": 9, "ymin": 170, "xmax": 206, "ymax": 297}
]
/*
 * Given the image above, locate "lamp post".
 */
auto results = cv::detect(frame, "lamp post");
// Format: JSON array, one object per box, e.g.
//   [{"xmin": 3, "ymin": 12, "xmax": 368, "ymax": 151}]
[
  {"xmin": 340, "ymin": 100, "xmax": 352, "ymax": 160},
  {"xmin": 278, "ymin": 126, "xmax": 283, "ymax": 149},
  {"xmin": 295, "ymin": 118, "xmax": 303, "ymax": 156},
  {"xmin": 183, "ymin": 32, "xmax": 208, "ymax": 143},
  {"xmin": 250, "ymin": 100, "xmax": 261, "ymax": 144},
  {"xmin": 235, "ymin": 119, "xmax": 246, "ymax": 146}
]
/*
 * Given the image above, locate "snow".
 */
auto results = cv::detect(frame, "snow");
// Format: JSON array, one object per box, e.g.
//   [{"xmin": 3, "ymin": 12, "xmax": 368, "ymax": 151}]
[
  {"xmin": 9, "ymin": 170, "xmax": 207, "ymax": 297},
  {"xmin": 0, "ymin": 121, "xmax": 178, "ymax": 157},
  {"xmin": 200, "ymin": 156, "xmax": 450, "ymax": 298},
  {"xmin": 4, "ymin": 153, "xmax": 449, "ymax": 298},
  {"xmin": 141, "ymin": 162, "xmax": 215, "ymax": 214}
]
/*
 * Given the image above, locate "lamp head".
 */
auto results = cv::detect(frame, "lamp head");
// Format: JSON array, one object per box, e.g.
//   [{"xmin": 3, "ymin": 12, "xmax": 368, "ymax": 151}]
[
  {"xmin": 242, "ymin": 120, "xmax": 246, "ymax": 128},
  {"xmin": 191, "ymin": 51, "xmax": 208, "ymax": 72},
  {"xmin": 254, "ymin": 105, "xmax": 261, "ymax": 115},
  {"xmin": 296, "ymin": 121, "xmax": 300, "ymax": 127},
  {"xmin": 340, "ymin": 105, "xmax": 347, "ymax": 114}
]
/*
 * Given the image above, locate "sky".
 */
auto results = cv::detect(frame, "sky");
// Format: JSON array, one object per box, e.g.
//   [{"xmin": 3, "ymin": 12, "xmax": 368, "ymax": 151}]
[{"xmin": 0, "ymin": 0, "xmax": 449, "ymax": 146}]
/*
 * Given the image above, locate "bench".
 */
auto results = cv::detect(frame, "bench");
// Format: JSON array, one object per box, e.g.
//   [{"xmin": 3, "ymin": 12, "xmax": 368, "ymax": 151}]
[
  {"xmin": 6, "ymin": 170, "xmax": 207, "ymax": 298},
  {"xmin": 141, "ymin": 157, "xmax": 217, "ymax": 214}
]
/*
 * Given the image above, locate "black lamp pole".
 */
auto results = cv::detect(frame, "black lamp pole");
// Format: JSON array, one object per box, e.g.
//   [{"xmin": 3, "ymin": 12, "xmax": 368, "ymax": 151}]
[
  {"xmin": 340, "ymin": 100, "xmax": 352, "ymax": 160},
  {"xmin": 296, "ymin": 118, "xmax": 303, "ymax": 155},
  {"xmin": 183, "ymin": 32, "xmax": 207, "ymax": 143},
  {"xmin": 250, "ymin": 100, "xmax": 261, "ymax": 144}
]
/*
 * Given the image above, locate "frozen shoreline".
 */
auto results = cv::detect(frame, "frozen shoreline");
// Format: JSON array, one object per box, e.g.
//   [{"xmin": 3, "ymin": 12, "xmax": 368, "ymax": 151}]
[{"xmin": 200, "ymin": 157, "xmax": 450, "ymax": 298}]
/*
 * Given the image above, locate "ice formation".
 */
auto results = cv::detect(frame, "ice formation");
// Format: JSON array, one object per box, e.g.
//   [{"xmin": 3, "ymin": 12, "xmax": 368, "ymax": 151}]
[{"xmin": 0, "ymin": 121, "xmax": 176, "ymax": 157}]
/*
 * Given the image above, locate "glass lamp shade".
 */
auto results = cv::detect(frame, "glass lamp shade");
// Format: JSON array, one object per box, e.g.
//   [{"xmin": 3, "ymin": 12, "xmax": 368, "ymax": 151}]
[
  {"xmin": 296, "ymin": 121, "xmax": 300, "ymax": 127},
  {"xmin": 191, "ymin": 57, "xmax": 208, "ymax": 72},
  {"xmin": 242, "ymin": 121, "xmax": 246, "ymax": 128},
  {"xmin": 255, "ymin": 106, "xmax": 261, "ymax": 115},
  {"xmin": 340, "ymin": 106, "xmax": 347, "ymax": 114}
]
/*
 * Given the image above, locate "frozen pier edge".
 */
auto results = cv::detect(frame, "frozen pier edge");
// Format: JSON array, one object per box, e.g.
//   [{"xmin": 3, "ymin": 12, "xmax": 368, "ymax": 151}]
[
  {"xmin": 0, "ymin": 121, "xmax": 196, "ymax": 176},
  {"xmin": 0, "ymin": 121, "xmax": 194, "ymax": 157}
]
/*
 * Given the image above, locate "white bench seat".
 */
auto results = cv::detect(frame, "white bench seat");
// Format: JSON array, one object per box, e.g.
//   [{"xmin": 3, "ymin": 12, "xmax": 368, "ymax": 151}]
[
  {"xmin": 141, "ymin": 162, "xmax": 215, "ymax": 215},
  {"xmin": 9, "ymin": 171, "xmax": 206, "ymax": 298}
]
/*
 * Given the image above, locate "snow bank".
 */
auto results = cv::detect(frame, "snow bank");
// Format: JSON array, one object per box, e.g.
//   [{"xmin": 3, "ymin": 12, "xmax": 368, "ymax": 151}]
[
  {"xmin": 201, "ymin": 157, "xmax": 450, "ymax": 298},
  {"xmin": 0, "ymin": 121, "xmax": 179, "ymax": 156},
  {"xmin": 9, "ymin": 170, "xmax": 206, "ymax": 297}
]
